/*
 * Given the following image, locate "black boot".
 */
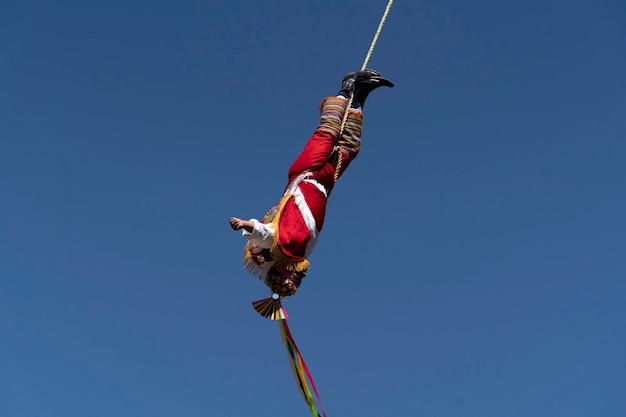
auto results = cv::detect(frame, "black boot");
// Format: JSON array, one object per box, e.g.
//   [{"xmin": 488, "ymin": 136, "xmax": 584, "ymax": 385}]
[
  {"xmin": 353, "ymin": 69, "xmax": 394, "ymax": 107},
  {"xmin": 338, "ymin": 72, "xmax": 357, "ymax": 98}
]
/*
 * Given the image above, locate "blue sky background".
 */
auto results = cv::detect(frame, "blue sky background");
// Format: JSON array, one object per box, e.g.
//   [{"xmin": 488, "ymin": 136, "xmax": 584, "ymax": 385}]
[{"xmin": 1, "ymin": 1, "xmax": 625, "ymax": 416}]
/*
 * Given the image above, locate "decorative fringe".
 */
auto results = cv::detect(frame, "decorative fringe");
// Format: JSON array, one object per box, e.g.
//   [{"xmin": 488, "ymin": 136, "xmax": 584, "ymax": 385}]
[
  {"xmin": 251, "ymin": 296, "xmax": 288, "ymax": 320},
  {"xmin": 268, "ymin": 193, "xmax": 291, "ymax": 250},
  {"xmin": 243, "ymin": 253, "xmax": 263, "ymax": 278},
  {"xmin": 279, "ymin": 320, "xmax": 327, "ymax": 417},
  {"xmin": 269, "ymin": 249, "xmax": 310, "ymax": 273}
]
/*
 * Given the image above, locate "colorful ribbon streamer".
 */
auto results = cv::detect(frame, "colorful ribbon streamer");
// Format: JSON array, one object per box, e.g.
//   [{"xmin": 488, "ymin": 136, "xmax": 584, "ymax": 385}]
[{"xmin": 279, "ymin": 319, "xmax": 327, "ymax": 417}]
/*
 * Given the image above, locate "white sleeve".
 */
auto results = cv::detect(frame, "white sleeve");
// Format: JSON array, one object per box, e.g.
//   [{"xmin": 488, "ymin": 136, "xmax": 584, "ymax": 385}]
[{"xmin": 241, "ymin": 219, "xmax": 275, "ymax": 249}]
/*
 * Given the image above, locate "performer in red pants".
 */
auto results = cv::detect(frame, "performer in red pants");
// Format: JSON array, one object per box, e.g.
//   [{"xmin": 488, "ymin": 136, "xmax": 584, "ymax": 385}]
[{"xmin": 230, "ymin": 69, "xmax": 393, "ymax": 296}]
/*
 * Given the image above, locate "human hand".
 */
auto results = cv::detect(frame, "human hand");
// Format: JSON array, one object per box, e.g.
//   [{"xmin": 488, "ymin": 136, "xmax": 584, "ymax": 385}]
[{"xmin": 229, "ymin": 217, "xmax": 244, "ymax": 230}]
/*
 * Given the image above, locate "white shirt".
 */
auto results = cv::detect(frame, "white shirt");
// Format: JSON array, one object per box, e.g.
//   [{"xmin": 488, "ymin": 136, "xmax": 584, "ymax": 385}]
[{"xmin": 241, "ymin": 219, "xmax": 275, "ymax": 249}]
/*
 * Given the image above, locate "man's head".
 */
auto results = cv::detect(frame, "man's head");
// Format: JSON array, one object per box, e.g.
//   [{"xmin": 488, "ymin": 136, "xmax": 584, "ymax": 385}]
[{"xmin": 265, "ymin": 266, "xmax": 306, "ymax": 297}]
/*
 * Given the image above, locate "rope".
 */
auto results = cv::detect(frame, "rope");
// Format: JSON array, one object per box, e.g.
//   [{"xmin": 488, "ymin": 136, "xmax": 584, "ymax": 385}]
[
  {"xmin": 334, "ymin": 0, "xmax": 394, "ymax": 181},
  {"xmin": 269, "ymin": 5, "xmax": 396, "ymax": 416},
  {"xmin": 361, "ymin": 0, "xmax": 395, "ymax": 71}
]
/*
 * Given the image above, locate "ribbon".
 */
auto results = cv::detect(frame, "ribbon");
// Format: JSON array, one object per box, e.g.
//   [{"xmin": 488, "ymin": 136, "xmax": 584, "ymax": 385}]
[{"xmin": 279, "ymin": 319, "xmax": 327, "ymax": 417}]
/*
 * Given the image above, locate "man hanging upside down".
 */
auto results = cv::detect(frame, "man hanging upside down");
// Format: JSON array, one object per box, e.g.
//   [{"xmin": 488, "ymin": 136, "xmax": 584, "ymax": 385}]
[{"xmin": 230, "ymin": 69, "xmax": 394, "ymax": 297}]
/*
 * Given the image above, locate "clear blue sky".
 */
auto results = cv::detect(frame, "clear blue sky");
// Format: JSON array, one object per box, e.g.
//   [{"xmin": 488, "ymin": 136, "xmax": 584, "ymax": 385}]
[{"xmin": 2, "ymin": 1, "xmax": 625, "ymax": 416}]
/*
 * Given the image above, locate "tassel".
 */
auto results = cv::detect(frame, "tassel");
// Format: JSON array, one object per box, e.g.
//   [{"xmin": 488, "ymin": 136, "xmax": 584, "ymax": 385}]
[
  {"xmin": 251, "ymin": 294, "xmax": 288, "ymax": 320},
  {"xmin": 279, "ymin": 319, "xmax": 327, "ymax": 417}
]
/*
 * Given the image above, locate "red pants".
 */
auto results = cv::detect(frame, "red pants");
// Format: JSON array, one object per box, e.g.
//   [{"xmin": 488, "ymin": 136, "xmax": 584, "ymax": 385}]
[
  {"xmin": 287, "ymin": 98, "xmax": 363, "ymax": 191},
  {"xmin": 276, "ymin": 98, "xmax": 363, "ymax": 256}
]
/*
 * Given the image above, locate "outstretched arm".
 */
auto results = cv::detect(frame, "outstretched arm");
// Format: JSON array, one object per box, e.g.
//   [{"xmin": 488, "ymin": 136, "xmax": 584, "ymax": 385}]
[{"xmin": 230, "ymin": 217, "xmax": 275, "ymax": 249}]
